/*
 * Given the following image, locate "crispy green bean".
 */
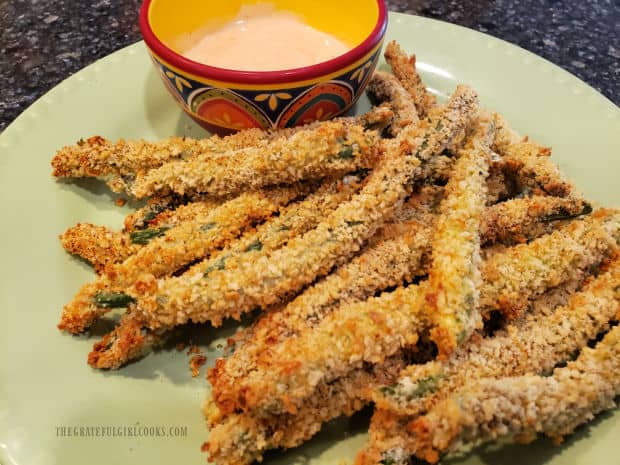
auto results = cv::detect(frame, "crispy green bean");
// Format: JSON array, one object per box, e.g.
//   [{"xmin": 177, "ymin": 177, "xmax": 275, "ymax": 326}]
[
  {"xmin": 367, "ymin": 71, "xmax": 419, "ymax": 136},
  {"xmin": 129, "ymin": 86, "xmax": 478, "ymax": 333},
  {"xmin": 87, "ymin": 177, "xmax": 365, "ymax": 368},
  {"xmin": 210, "ymin": 210, "xmax": 618, "ymax": 418},
  {"xmin": 384, "ymin": 41, "xmax": 436, "ymax": 118},
  {"xmin": 426, "ymin": 115, "xmax": 494, "ymax": 356},
  {"xmin": 58, "ymin": 186, "xmax": 307, "ymax": 334},
  {"xmin": 129, "ymin": 120, "xmax": 383, "ymax": 199},
  {"xmin": 408, "ymin": 322, "xmax": 620, "ymax": 463}
]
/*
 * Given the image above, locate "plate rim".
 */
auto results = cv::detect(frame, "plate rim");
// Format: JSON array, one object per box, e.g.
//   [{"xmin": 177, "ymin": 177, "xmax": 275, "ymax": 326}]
[
  {"xmin": 1, "ymin": 10, "xmax": 619, "ymax": 465},
  {"xmin": 1, "ymin": 12, "xmax": 618, "ymax": 144}
]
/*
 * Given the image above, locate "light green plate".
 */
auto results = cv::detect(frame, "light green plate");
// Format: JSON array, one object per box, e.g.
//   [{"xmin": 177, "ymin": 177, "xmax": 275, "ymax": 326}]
[{"xmin": 1, "ymin": 12, "xmax": 619, "ymax": 465}]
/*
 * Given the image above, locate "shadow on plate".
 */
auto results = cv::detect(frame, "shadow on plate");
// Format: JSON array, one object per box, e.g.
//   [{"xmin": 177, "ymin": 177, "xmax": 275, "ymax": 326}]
[
  {"xmin": 55, "ymin": 177, "xmax": 144, "ymax": 211},
  {"xmin": 93, "ymin": 311, "xmax": 258, "ymax": 386},
  {"xmin": 262, "ymin": 405, "xmax": 373, "ymax": 465}
]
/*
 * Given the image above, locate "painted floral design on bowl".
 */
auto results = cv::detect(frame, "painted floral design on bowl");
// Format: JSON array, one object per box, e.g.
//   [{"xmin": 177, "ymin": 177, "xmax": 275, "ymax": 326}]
[{"xmin": 150, "ymin": 43, "xmax": 382, "ymax": 134}]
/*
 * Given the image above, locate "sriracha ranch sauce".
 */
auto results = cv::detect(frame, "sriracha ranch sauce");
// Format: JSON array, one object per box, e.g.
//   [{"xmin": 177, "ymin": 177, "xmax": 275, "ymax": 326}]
[{"xmin": 182, "ymin": 4, "xmax": 351, "ymax": 71}]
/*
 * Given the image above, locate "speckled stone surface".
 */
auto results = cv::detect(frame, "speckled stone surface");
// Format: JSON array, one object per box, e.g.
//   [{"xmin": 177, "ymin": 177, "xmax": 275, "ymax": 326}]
[{"xmin": 1, "ymin": 0, "xmax": 618, "ymax": 130}]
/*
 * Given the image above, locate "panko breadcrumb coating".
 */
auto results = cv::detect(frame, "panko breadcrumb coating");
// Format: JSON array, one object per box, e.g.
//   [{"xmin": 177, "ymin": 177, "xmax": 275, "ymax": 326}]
[
  {"xmin": 408, "ymin": 322, "xmax": 620, "ymax": 464},
  {"xmin": 357, "ymin": 261, "xmax": 620, "ymax": 465},
  {"xmin": 426, "ymin": 115, "xmax": 494, "ymax": 356},
  {"xmin": 480, "ymin": 210, "xmax": 620, "ymax": 320},
  {"xmin": 129, "ymin": 86, "xmax": 478, "ymax": 333},
  {"xmin": 481, "ymin": 194, "xmax": 591, "ymax": 245},
  {"xmin": 205, "ymin": 265, "xmax": 600, "ymax": 465},
  {"xmin": 87, "ymin": 176, "xmax": 365, "ymax": 369},
  {"xmin": 367, "ymin": 71, "xmax": 419, "ymax": 136},
  {"xmin": 129, "ymin": 120, "xmax": 383, "ymax": 199},
  {"xmin": 204, "ymin": 355, "xmax": 408, "ymax": 465},
  {"xmin": 123, "ymin": 196, "xmax": 179, "ymax": 232},
  {"xmin": 50, "ymin": 130, "xmax": 267, "ymax": 192},
  {"xmin": 493, "ymin": 115, "xmax": 575, "ymax": 197},
  {"xmin": 50, "ymin": 107, "xmax": 394, "ymax": 190},
  {"xmin": 384, "ymin": 41, "xmax": 437, "ymax": 118},
  {"xmin": 373, "ymin": 258, "xmax": 620, "ymax": 417},
  {"xmin": 60, "ymin": 223, "xmax": 139, "ymax": 274},
  {"xmin": 210, "ymin": 210, "xmax": 618, "ymax": 419},
  {"xmin": 61, "ymin": 196, "xmax": 225, "ymax": 271},
  {"xmin": 58, "ymin": 186, "xmax": 308, "ymax": 334},
  {"xmin": 206, "ymin": 277, "xmax": 586, "ymax": 465},
  {"xmin": 213, "ymin": 281, "xmax": 430, "ymax": 417},
  {"xmin": 208, "ymin": 214, "xmax": 433, "ymax": 396},
  {"xmin": 210, "ymin": 192, "xmax": 594, "ymax": 394}
]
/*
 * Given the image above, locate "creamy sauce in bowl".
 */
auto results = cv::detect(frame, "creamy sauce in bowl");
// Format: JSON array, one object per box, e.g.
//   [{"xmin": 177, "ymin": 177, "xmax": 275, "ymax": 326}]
[{"xmin": 182, "ymin": 4, "xmax": 351, "ymax": 71}]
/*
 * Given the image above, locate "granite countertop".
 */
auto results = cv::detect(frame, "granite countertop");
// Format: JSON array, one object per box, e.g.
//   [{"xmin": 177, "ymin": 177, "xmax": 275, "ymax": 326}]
[{"xmin": 1, "ymin": 0, "xmax": 618, "ymax": 130}]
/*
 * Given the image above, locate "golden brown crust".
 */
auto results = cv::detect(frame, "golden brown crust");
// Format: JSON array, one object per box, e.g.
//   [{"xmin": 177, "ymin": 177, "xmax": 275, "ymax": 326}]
[
  {"xmin": 58, "ymin": 186, "xmax": 307, "ymax": 334},
  {"xmin": 87, "ymin": 177, "xmax": 364, "ymax": 369},
  {"xmin": 130, "ymin": 87, "xmax": 479, "ymax": 333},
  {"xmin": 210, "ymin": 210, "xmax": 618, "ymax": 422},
  {"xmin": 409, "ymin": 322, "xmax": 620, "ymax": 462},
  {"xmin": 358, "ymin": 261, "xmax": 620, "ymax": 465},
  {"xmin": 384, "ymin": 41, "xmax": 437, "ymax": 118},
  {"xmin": 51, "ymin": 108, "xmax": 394, "ymax": 194},
  {"xmin": 426, "ymin": 116, "xmax": 494, "ymax": 356},
  {"xmin": 60, "ymin": 223, "xmax": 139, "ymax": 273},
  {"xmin": 204, "ymin": 355, "xmax": 407, "ymax": 465},
  {"xmin": 50, "ymin": 131, "xmax": 267, "ymax": 192},
  {"xmin": 61, "ymin": 196, "xmax": 226, "ymax": 272},
  {"xmin": 213, "ymin": 281, "xmax": 428, "ymax": 417},
  {"xmin": 481, "ymin": 195, "xmax": 591, "ymax": 245},
  {"xmin": 367, "ymin": 71, "xmax": 419, "ymax": 136},
  {"xmin": 493, "ymin": 115, "xmax": 575, "ymax": 197},
  {"xmin": 208, "ymin": 216, "xmax": 432, "ymax": 396},
  {"xmin": 480, "ymin": 212, "xmax": 619, "ymax": 319},
  {"xmin": 373, "ymin": 258, "xmax": 620, "ymax": 417},
  {"xmin": 208, "ymin": 191, "xmax": 595, "ymax": 399},
  {"xmin": 129, "ymin": 121, "xmax": 382, "ymax": 199}
]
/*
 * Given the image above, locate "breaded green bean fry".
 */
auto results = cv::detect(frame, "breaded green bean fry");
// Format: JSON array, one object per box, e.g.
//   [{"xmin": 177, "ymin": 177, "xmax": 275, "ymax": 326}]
[
  {"xmin": 129, "ymin": 120, "xmax": 382, "ymax": 199},
  {"xmin": 58, "ymin": 186, "xmax": 307, "ymax": 334},
  {"xmin": 204, "ymin": 355, "xmax": 408, "ymax": 465},
  {"xmin": 384, "ymin": 40, "xmax": 437, "ymax": 118},
  {"xmin": 480, "ymin": 210, "xmax": 620, "ymax": 319},
  {"xmin": 51, "ymin": 130, "xmax": 267, "ymax": 192},
  {"xmin": 209, "ymin": 198, "xmax": 607, "ymax": 388},
  {"xmin": 208, "ymin": 214, "xmax": 432, "ymax": 392},
  {"xmin": 367, "ymin": 71, "xmax": 419, "ymax": 136},
  {"xmin": 481, "ymin": 194, "xmax": 591, "ymax": 245},
  {"xmin": 130, "ymin": 86, "xmax": 479, "ymax": 332},
  {"xmin": 356, "ymin": 263, "xmax": 620, "ymax": 465},
  {"xmin": 60, "ymin": 223, "xmax": 139, "ymax": 274},
  {"xmin": 426, "ymin": 115, "xmax": 494, "ymax": 356},
  {"xmin": 373, "ymin": 258, "xmax": 620, "ymax": 417},
  {"xmin": 213, "ymin": 281, "xmax": 430, "ymax": 417},
  {"xmin": 210, "ymin": 193, "xmax": 593, "ymax": 391},
  {"xmin": 407, "ymin": 322, "xmax": 620, "ymax": 463},
  {"xmin": 61, "ymin": 196, "xmax": 225, "ymax": 271},
  {"xmin": 493, "ymin": 115, "xmax": 575, "ymax": 197},
  {"xmin": 211, "ymin": 210, "xmax": 618, "ymax": 418},
  {"xmin": 51, "ymin": 107, "xmax": 393, "ymax": 195},
  {"xmin": 87, "ymin": 177, "xmax": 365, "ymax": 368},
  {"xmin": 206, "ymin": 278, "xmax": 585, "ymax": 465}
]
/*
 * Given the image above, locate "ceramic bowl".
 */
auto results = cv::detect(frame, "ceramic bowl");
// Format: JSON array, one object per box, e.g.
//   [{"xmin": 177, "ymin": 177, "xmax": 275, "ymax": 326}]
[{"xmin": 139, "ymin": 0, "xmax": 387, "ymax": 135}]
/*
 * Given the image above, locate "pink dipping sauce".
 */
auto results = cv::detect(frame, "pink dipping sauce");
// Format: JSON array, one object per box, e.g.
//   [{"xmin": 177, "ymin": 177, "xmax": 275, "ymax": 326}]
[{"xmin": 182, "ymin": 4, "xmax": 351, "ymax": 71}]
